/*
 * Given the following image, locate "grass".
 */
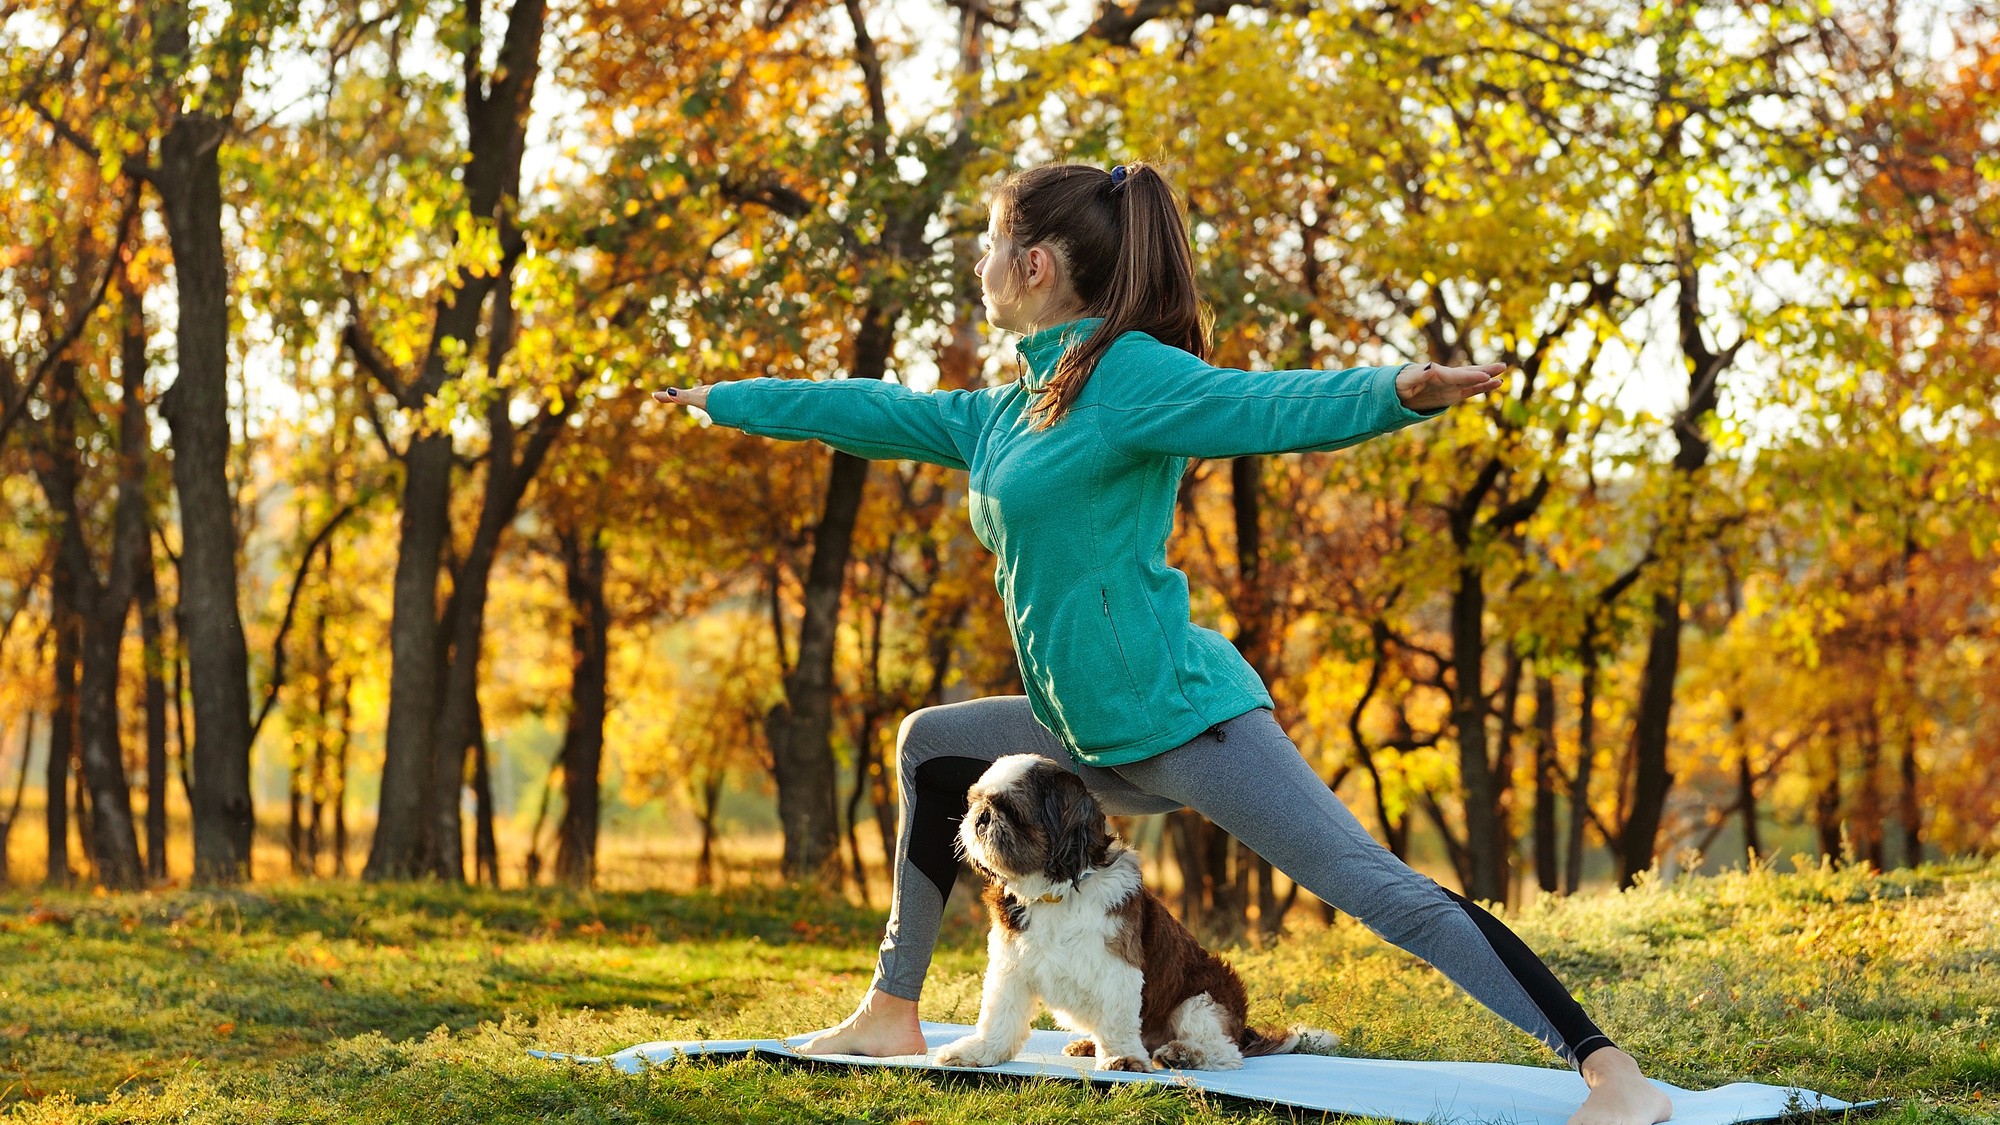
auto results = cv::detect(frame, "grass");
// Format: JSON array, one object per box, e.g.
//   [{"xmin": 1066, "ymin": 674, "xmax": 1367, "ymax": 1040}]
[{"xmin": 1, "ymin": 854, "xmax": 1995, "ymax": 1123}]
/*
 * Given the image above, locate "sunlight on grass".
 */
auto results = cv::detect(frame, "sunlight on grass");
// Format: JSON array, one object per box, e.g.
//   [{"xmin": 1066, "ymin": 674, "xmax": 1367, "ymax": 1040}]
[{"xmin": 2, "ymin": 856, "xmax": 1996, "ymax": 1123}]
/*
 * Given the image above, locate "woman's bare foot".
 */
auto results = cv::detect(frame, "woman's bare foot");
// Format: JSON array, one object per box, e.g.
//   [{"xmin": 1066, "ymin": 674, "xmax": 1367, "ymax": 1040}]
[
  {"xmin": 1568, "ymin": 1047, "xmax": 1674, "ymax": 1125},
  {"xmin": 795, "ymin": 988, "xmax": 929, "ymax": 1057}
]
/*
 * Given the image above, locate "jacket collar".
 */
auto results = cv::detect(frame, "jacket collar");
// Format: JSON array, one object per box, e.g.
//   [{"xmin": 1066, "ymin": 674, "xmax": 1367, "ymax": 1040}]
[{"xmin": 1015, "ymin": 316, "xmax": 1105, "ymax": 390}]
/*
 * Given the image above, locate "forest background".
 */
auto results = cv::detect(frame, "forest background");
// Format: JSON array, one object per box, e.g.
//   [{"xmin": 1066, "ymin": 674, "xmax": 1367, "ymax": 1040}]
[{"xmin": 0, "ymin": 0, "xmax": 1997, "ymax": 941}]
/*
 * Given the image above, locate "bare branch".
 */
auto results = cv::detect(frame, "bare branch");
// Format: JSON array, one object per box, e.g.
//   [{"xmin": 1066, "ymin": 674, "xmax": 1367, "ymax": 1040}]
[
  {"xmin": 1075, "ymin": 0, "xmax": 1310, "ymax": 48},
  {"xmin": 0, "ymin": 189, "xmax": 142, "ymax": 454},
  {"xmin": 26, "ymin": 98, "xmax": 154, "ymax": 183},
  {"xmin": 341, "ymin": 317, "xmax": 419, "ymax": 410},
  {"xmin": 249, "ymin": 499, "xmax": 362, "ymax": 744}
]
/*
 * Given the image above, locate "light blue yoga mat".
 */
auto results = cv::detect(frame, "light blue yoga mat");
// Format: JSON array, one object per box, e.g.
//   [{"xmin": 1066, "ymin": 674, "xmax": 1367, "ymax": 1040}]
[{"xmin": 534, "ymin": 1021, "xmax": 1883, "ymax": 1124}]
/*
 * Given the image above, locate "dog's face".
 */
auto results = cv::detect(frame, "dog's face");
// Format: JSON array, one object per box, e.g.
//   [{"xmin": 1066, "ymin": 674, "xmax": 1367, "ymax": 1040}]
[{"xmin": 957, "ymin": 755, "xmax": 1111, "ymax": 887}]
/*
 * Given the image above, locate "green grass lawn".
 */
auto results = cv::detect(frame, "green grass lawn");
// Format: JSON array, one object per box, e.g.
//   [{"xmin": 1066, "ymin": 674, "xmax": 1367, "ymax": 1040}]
[{"xmin": 1, "ymin": 856, "xmax": 1995, "ymax": 1123}]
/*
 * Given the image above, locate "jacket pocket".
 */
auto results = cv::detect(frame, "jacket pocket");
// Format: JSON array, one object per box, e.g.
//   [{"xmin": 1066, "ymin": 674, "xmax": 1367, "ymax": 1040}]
[
  {"xmin": 1099, "ymin": 585, "xmax": 1137, "ymax": 687},
  {"xmin": 1037, "ymin": 582, "xmax": 1150, "ymax": 754}
]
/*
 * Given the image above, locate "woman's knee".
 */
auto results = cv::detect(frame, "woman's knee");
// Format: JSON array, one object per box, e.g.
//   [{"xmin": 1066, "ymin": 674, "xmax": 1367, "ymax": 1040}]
[{"xmin": 895, "ymin": 706, "xmax": 946, "ymax": 781}]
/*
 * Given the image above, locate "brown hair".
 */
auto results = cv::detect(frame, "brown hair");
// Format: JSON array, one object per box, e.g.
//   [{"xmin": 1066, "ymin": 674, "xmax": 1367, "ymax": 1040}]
[{"xmin": 989, "ymin": 161, "xmax": 1214, "ymax": 431}]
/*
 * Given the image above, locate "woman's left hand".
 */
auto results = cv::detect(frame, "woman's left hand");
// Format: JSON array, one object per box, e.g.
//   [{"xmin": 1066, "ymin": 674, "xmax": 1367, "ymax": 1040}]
[
  {"xmin": 651, "ymin": 384, "xmax": 714, "ymax": 410},
  {"xmin": 1396, "ymin": 361, "xmax": 1507, "ymax": 413}
]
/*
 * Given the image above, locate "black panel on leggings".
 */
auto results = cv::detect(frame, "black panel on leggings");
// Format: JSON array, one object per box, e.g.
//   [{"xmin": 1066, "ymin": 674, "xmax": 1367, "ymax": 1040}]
[
  {"xmin": 908, "ymin": 756, "xmax": 996, "ymax": 904},
  {"xmin": 1443, "ymin": 887, "xmax": 1616, "ymax": 1067}
]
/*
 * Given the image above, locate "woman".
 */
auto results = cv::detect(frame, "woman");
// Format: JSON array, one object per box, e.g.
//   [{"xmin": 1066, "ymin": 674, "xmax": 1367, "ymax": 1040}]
[{"xmin": 654, "ymin": 161, "xmax": 1673, "ymax": 1125}]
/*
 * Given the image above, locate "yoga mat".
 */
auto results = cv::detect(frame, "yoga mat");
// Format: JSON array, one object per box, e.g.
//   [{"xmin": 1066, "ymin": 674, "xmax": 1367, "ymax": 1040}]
[{"xmin": 534, "ymin": 1021, "xmax": 1883, "ymax": 1124}]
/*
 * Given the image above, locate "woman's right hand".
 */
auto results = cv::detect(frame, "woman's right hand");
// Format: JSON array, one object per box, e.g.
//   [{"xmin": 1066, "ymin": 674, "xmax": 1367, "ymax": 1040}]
[{"xmin": 651, "ymin": 384, "xmax": 713, "ymax": 410}]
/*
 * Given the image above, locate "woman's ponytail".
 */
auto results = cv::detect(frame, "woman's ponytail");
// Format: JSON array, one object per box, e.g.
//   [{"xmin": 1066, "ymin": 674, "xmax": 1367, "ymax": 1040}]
[{"xmin": 992, "ymin": 160, "xmax": 1212, "ymax": 432}]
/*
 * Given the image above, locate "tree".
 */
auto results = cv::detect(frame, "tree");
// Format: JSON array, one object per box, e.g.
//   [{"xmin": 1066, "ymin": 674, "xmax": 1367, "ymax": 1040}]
[{"xmin": 340, "ymin": 0, "xmax": 551, "ymax": 880}]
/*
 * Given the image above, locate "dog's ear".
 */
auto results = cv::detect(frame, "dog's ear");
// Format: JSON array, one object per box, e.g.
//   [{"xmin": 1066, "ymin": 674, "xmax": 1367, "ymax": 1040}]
[{"xmin": 1039, "ymin": 770, "xmax": 1107, "ymax": 885}]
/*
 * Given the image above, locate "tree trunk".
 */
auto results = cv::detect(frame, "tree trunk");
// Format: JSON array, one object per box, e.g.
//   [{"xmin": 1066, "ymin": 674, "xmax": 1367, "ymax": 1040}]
[
  {"xmin": 1894, "ymin": 543, "xmax": 1922, "ymax": 869},
  {"xmin": 471, "ymin": 700, "xmax": 499, "ymax": 886},
  {"xmin": 1253, "ymin": 853, "xmax": 1283, "ymax": 939},
  {"xmin": 146, "ymin": 25, "xmax": 257, "ymax": 880},
  {"xmin": 1353, "ymin": 629, "xmax": 1411, "ymax": 860},
  {"xmin": 1450, "ymin": 562, "xmax": 1505, "ymax": 903},
  {"xmin": 1620, "ymin": 212, "xmax": 1732, "ymax": 888},
  {"xmin": 427, "ymin": 287, "xmax": 561, "ymax": 879},
  {"xmin": 1532, "ymin": 672, "xmax": 1559, "ymax": 895},
  {"xmin": 331, "ymin": 671, "xmax": 351, "ymax": 877},
  {"xmin": 1208, "ymin": 825, "xmax": 1243, "ymax": 943},
  {"xmin": 80, "ymin": 272, "xmax": 165, "ymax": 890},
  {"xmin": 1, "ymin": 715, "xmax": 34, "ymax": 885},
  {"xmin": 1620, "ymin": 585, "xmax": 1682, "ymax": 887},
  {"xmin": 1490, "ymin": 650, "xmax": 1523, "ymax": 905},
  {"xmin": 1228, "ymin": 456, "xmax": 1277, "ymax": 680},
  {"xmin": 364, "ymin": 0, "xmax": 547, "ymax": 881},
  {"xmin": 155, "ymin": 105, "xmax": 256, "ymax": 884},
  {"xmin": 367, "ymin": 432, "xmax": 455, "ymax": 878},
  {"xmin": 1736, "ymin": 720, "xmax": 1761, "ymax": 864},
  {"xmin": 766, "ymin": 304, "xmax": 897, "ymax": 879},
  {"xmin": 75, "ymin": 612, "xmax": 144, "ymax": 888},
  {"xmin": 1854, "ymin": 710, "xmax": 1886, "ymax": 870},
  {"xmin": 555, "ymin": 524, "xmax": 609, "ymax": 888},
  {"xmin": 847, "ymin": 712, "xmax": 880, "ymax": 904},
  {"xmin": 1814, "ymin": 736, "xmax": 1843, "ymax": 861},
  {"xmin": 45, "ymin": 538, "xmax": 78, "ymax": 889},
  {"xmin": 1563, "ymin": 635, "xmax": 1600, "ymax": 895},
  {"xmin": 305, "ymin": 609, "xmax": 332, "ymax": 875},
  {"xmin": 1219, "ymin": 453, "xmax": 1275, "ymax": 937},
  {"xmin": 696, "ymin": 771, "xmax": 723, "ymax": 888},
  {"xmin": 1168, "ymin": 814, "xmax": 1244, "ymax": 942},
  {"xmin": 140, "ymin": 540, "xmax": 170, "ymax": 881},
  {"xmin": 1898, "ymin": 731, "xmax": 1920, "ymax": 868},
  {"xmin": 37, "ymin": 346, "xmax": 148, "ymax": 890},
  {"xmin": 1169, "ymin": 811, "xmax": 1204, "ymax": 930}
]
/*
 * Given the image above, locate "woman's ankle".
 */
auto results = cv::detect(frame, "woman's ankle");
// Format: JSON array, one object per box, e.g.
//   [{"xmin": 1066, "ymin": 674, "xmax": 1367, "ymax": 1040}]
[
  {"xmin": 856, "ymin": 987, "xmax": 920, "ymax": 1023},
  {"xmin": 1580, "ymin": 1045, "xmax": 1641, "ymax": 1084},
  {"xmin": 798, "ymin": 988, "xmax": 928, "ymax": 1056}
]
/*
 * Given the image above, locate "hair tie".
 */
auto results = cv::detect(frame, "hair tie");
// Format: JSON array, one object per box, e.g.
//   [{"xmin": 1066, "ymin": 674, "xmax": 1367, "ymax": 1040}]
[{"xmin": 1109, "ymin": 164, "xmax": 1128, "ymax": 186}]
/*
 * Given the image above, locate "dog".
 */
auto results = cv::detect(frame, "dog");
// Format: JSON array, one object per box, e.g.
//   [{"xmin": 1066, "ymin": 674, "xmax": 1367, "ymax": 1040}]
[{"xmin": 933, "ymin": 753, "xmax": 1339, "ymax": 1072}]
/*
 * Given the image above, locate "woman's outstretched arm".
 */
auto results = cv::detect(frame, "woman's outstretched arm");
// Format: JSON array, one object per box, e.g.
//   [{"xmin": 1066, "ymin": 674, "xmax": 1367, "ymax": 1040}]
[
  {"xmin": 655, "ymin": 376, "xmax": 989, "ymax": 470},
  {"xmin": 1087, "ymin": 339, "xmax": 1504, "ymax": 460}
]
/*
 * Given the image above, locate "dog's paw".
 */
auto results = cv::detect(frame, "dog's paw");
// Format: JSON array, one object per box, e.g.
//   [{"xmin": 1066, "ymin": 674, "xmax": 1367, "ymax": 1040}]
[
  {"xmin": 1291, "ymin": 1028, "xmax": 1342, "ymax": 1055},
  {"xmin": 1097, "ymin": 1054, "xmax": 1152, "ymax": 1073},
  {"xmin": 1062, "ymin": 1038, "xmax": 1097, "ymax": 1057},
  {"xmin": 1153, "ymin": 1040, "xmax": 1244, "ymax": 1071},
  {"xmin": 934, "ymin": 1037, "xmax": 1010, "ymax": 1068}
]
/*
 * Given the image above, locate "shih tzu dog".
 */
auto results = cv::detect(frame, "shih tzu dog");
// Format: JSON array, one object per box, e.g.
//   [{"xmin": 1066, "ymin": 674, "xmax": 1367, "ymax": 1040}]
[{"xmin": 934, "ymin": 754, "xmax": 1339, "ymax": 1072}]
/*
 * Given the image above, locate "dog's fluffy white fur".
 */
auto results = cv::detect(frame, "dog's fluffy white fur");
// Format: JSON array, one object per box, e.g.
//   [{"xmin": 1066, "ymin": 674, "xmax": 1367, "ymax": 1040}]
[{"xmin": 935, "ymin": 754, "xmax": 1339, "ymax": 1072}]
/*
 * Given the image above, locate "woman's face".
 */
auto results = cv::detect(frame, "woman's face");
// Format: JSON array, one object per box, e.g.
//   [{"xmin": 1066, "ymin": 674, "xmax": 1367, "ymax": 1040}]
[{"xmin": 975, "ymin": 211, "xmax": 1076, "ymax": 334}]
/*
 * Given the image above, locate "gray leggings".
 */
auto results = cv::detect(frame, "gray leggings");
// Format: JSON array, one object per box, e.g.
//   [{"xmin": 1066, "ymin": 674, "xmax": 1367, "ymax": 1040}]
[{"xmin": 874, "ymin": 696, "xmax": 1615, "ymax": 1070}]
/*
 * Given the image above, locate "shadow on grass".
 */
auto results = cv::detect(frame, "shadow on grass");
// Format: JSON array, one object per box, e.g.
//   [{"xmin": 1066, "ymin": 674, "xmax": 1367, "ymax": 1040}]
[{"xmin": 0, "ymin": 881, "xmax": 889, "ymax": 947}]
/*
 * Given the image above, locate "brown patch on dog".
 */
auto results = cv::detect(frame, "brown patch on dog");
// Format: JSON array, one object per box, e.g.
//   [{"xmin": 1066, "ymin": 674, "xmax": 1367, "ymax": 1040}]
[
  {"xmin": 1063, "ymin": 1038, "xmax": 1096, "ymax": 1057},
  {"xmin": 1026, "ymin": 766, "xmax": 1112, "ymax": 884},
  {"xmin": 1120, "ymin": 885, "xmax": 1251, "ymax": 1053},
  {"xmin": 1108, "ymin": 886, "xmax": 1144, "ymax": 967},
  {"xmin": 982, "ymin": 880, "xmax": 1029, "ymax": 934},
  {"xmin": 1100, "ymin": 1054, "xmax": 1151, "ymax": 1072}
]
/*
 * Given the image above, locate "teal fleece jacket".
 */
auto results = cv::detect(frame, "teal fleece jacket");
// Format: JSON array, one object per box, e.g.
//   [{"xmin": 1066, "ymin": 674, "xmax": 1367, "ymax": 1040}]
[{"xmin": 702, "ymin": 316, "xmax": 1444, "ymax": 767}]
